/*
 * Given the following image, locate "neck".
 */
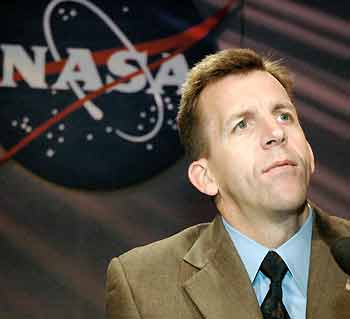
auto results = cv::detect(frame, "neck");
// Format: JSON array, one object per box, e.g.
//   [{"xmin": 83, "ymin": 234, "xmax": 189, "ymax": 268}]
[{"xmin": 218, "ymin": 200, "xmax": 309, "ymax": 248}]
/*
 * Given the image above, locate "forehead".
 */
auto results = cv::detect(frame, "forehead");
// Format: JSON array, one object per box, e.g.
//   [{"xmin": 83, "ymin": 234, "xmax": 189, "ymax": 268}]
[{"xmin": 198, "ymin": 70, "xmax": 292, "ymax": 125}]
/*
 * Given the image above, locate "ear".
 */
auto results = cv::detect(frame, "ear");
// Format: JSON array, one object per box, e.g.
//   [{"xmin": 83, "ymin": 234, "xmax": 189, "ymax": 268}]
[
  {"xmin": 188, "ymin": 159, "xmax": 218, "ymax": 196},
  {"xmin": 307, "ymin": 142, "xmax": 315, "ymax": 174}
]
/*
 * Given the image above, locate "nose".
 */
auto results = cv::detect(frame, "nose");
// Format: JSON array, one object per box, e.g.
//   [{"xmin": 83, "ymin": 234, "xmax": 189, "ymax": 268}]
[{"xmin": 261, "ymin": 120, "xmax": 286, "ymax": 149}]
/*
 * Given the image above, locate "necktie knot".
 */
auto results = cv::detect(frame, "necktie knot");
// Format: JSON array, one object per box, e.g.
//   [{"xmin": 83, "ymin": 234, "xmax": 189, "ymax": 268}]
[{"xmin": 260, "ymin": 251, "xmax": 288, "ymax": 282}]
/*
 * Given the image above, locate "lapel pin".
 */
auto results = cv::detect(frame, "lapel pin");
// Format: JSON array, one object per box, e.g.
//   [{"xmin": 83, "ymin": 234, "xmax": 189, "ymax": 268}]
[{"xmin": 346, "ymin": 278, "xmax": 350, "ymax": 292}]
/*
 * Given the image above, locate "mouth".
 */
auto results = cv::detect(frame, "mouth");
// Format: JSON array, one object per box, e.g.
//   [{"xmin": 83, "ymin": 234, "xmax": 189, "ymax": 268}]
[{"xmin": 262, "ymin": 160, "xmax": 297, "ymax": 174}]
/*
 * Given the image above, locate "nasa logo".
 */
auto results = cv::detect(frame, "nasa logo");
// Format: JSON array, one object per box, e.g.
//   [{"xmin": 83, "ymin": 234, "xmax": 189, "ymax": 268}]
[{"xmin": 0, "ymin": 0, "xmax": 239, "ymax": 189}]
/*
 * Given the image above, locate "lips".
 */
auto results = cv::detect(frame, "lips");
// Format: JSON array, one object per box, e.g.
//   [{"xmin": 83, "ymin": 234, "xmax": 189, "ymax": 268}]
[{"xmin": 262, "ymin": 160, "xmax": 297, "ymax": 174}]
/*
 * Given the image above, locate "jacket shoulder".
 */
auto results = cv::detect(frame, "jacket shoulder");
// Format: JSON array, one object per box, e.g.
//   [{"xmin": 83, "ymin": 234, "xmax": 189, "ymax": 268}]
[
  {"xmin": 106, "ymin": 223, "xmax": 211, "ymax": 318},
  {"xmin": 118, "ymin": 222, "xmax": 210, "ymax": 268},
  {"xmin": 313, "ymin": 205, "xmax": 350, "ymax": 245},
  {"xmin": 106, "ymin": 222, "xmax": 210, "ymax": 317}
]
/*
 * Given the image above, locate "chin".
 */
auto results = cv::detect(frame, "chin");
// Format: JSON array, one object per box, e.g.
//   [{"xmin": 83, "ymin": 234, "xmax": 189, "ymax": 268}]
[{"xmin": 270, "ymin": 193, "xmax": 307, "ymax": 214}]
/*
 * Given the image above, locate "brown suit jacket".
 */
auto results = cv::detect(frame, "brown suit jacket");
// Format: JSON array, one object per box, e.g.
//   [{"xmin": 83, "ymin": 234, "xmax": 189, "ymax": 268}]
[{"xmin": 106, "ymin": 205, "xmax": 350, "ymax": 318}]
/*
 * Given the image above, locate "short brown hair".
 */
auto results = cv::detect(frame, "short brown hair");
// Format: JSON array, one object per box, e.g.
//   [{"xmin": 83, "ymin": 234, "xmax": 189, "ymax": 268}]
[{"xmin": 176, "ymin": 48, "xmax": 293, "ymax": 160}]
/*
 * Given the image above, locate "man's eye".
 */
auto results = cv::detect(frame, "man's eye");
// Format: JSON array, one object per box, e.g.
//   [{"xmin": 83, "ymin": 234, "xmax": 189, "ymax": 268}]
[
  {"xmin": 236, "ymin": 120, "xmax": 247, "ymax": 129},
  {"xmin": 280, "ymin": 113, "xmax": 290, "ymax": 121}
]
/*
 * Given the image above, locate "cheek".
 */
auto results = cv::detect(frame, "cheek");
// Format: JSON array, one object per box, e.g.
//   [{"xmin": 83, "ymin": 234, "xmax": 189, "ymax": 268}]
[
  {"xmin": 212, "ymin": 140, "xmax": 257, "ymax": 185},
  {"xmin": 215, "ymin": 152, "xmax": 242, "ymax": 183},
  {"xmin": 290, "ymin": 138, "xmax": 313, "ymax": 172},
  {"xmin": 232, "ymin": 151, "xmax": 257, "ymax": 183}
]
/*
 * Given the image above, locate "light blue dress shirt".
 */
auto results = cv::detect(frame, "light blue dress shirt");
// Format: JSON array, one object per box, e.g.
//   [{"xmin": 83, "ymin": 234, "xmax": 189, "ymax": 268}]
[{"xmin": 222, "ymin": 206, "xmax": 313, "ymax": 319}]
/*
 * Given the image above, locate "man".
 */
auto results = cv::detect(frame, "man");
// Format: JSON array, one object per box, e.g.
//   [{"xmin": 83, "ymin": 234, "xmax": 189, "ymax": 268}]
[{"xmin": 106, "ymin": 48, "xmax": 350, "ymax": 319}]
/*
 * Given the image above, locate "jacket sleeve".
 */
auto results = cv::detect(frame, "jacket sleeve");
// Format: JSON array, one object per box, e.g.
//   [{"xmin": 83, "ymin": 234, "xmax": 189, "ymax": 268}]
[{"xmin": 105, "ymin": 257, "xmax": 142, "ymax": 319}]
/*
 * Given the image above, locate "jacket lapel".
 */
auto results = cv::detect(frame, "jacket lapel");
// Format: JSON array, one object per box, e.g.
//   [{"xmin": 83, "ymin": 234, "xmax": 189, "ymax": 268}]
[
  {"xmin": 306, "ymin": 220, "xmax": 332, "ymax": 319},
  {"xmin": 182, "ymin": 215, "xmax": 262, "ymax": 319},
  {"xmin": 306, "ymin": 206, "xmax": 350, "ymax": 319}
]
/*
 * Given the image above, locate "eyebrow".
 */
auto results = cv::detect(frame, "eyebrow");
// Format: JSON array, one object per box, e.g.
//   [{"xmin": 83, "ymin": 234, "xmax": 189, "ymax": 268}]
[{"xmin": 272, "ymin": 102, "xmax": 296, "ymax": 113}]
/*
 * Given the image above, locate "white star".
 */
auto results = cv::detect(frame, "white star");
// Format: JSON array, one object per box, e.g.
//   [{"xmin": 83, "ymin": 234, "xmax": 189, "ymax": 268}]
[{"xmin": 46, "ymin": 148, "xmax": 55, "ymax": 157}]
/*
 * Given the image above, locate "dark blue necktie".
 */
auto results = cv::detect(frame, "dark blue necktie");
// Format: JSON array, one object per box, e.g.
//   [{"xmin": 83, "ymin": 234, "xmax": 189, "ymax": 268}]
[{"xmin": 260, "ymin": 251, "xmax": 290, "ymax": 319}]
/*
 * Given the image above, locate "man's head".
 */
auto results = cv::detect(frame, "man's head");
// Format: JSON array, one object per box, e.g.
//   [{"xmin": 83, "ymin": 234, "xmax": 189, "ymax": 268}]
[{"xmin": 177, "ymin": 48, "xmax": 314, "ymax": 217}]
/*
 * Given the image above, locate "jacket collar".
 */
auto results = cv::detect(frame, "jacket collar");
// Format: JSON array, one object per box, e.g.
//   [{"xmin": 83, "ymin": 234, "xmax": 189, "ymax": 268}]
[
  {"xmin": 306, "ymin": 204, "xmax": 350, "ymax": 319},
  {"xmin": 182, "ymin": 215, "xmax": 263, "ymax": 319}
]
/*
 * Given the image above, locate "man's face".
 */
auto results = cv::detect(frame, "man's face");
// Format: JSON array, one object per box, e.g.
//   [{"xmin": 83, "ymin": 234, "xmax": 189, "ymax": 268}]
[{"xmin": 198, "ymin": 70, "xmax": 314, "ymax": 215}]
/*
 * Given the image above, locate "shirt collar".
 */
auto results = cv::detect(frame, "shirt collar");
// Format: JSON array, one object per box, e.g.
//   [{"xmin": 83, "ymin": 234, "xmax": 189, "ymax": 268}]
[{"xmin": 222, "ymin": 204, "xmax": 313, "ymax": 297}]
